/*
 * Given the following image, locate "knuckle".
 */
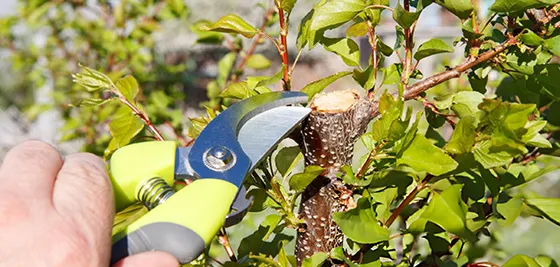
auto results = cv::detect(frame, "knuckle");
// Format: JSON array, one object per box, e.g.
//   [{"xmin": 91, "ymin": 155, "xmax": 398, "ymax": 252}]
[
  {"xmin": 11, "ymin": 140, "xmax": 61, "ymax": 164},
  {"xmin": 65, "ymin": 154, "xmax": 109, "ymax": 188}
]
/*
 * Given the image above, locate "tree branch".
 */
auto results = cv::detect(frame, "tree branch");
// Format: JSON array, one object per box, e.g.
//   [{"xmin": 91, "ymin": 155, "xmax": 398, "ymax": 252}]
[{"xmin": 277, "ymin": 6, "xmax": 290, "ymax": 91}]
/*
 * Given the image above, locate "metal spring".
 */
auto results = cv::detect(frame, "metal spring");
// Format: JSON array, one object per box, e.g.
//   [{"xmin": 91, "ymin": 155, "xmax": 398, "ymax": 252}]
[{"xmin": 137, "ymin": 177, "xmax": 175, "ymax": 210}]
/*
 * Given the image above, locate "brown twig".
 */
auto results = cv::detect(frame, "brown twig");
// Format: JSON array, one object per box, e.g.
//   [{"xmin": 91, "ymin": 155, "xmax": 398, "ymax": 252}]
[
  {"xmin": 218, "ymin": 227, "xmax": 237, "ymax": 262},
  {"xmin": 366, "ymin": 21, "xmax": 379, "ymax": 96},
  {"xmin": 277, "ymin": 6, "xmax": 290, "ymax": 91},
  {"xmin": 234, "ymin": 6, "xmax": 276, "ymax": 77},
  {"xmin": 420, "ymin": 97, "xmax": 457, "ymax": 126},
  {"xmin": 356, "ymin": 141, "xmax": 385, "ymax": 179}
]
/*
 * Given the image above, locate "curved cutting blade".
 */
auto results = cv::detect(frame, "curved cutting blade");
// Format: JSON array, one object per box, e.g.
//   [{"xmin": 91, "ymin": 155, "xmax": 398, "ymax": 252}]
[{"xmin": 188, "ymin": 92, "xmax": 309, "ymax": 187}]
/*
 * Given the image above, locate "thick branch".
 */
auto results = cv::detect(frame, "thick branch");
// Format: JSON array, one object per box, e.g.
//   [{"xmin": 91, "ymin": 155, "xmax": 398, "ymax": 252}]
[{"xmin": 372, "ymin": 36, "xmax": 518, "ymax": 116}]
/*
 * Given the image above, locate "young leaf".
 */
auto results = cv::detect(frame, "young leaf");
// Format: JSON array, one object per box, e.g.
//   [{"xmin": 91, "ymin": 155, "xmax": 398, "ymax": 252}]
[
  {"xmin": 340, "ymin": 165, "xmax": 373, "ymax": 186},
  {"xmin": 248, "ymin": 65, "xmax": 285, "ymax": 89},
  {"xmin": 105, "ymin": 109, "xmax": 145, "ymax": 156},
  {"xmin": 301, "ymin": 71, "xmax": 352, "ymax": 99},
  {"xmin": 321, "ymin": 37, "xmax": 361, "ymax": 66},
  {"xmin": 397, "ymin": 134, "xmax": 458, "ymax": 176},
  {"xmin": 353, "ymin": 65, "xmax": 376, "ymax": 90},
  {"xmin": 433, "ymin": 0, "xmax": 473, "ymax": 19},
  {"xmin": 219, "ymin": 82, "xmax": 258, "ymax": 100},
  {"xmin": 394, "ymin": 26, "xmax": 405, "ymax": 50},
  {"xmin": 525, "ymin": 198, "xmax": 560, "ymax": 226},
  {"xmin": 275, "ymin": 145, "xmax": 302, "ymax": 177},
  {"xmin": 191, "ymin": 20, "xmax": 225, "ymax": 44},
  {"xmin": 377, "ymin": 37, "xmax": 394, "ymax": 56},
  {"xmin": 521, "ymin": 29, "xmax": 545, "ymax": 47},
  {"xmin": 502, "ymin": 255, "xmax": 541, "ymax": 267},
  {"xmin": 445, "ymin": 116, "xmax": 477, "ymax": 154},
  {"xmin": 302, "ymin": 252, "xmax": 329, "ymax": 267},
  {"xmin": 279, "ymin": 0, "xmax": 297, "ymax": 13},
  {"xmin": 289, "ymin": 165, "xmax": 325, "ymax": 191},
  {"xmin": 346, "ymin": 21, "xmax": 368, "ymax": 37},
  {"xmin": 203, "ymin": 14, "xmax": 258, "ymax": 38},
  {"xmin": 71, "ymin": 98, "xmax": 113, "ymax": 107},
  {"xmin": 472, "ymin": 140, "xmax": 517, "ymax": 168},
  {"xmin": 496, "ymin": 194, "xmax": 523, "ymax": 226},
  {"xmin": 414, "ymin": 38, "xmax": 454, "ymax": 61},
  {"xmin": 217, "ymin": 52, "xmax": 236, "ymax": 87},
  {"xmin": 545, "ymin": 35, "xmax": 560, "ymax": 56},
  {"xmin": 72, "ymin": 65, "xmax": 113, "ymax": 92},
  {"xmin": 247, "ymin": 54, "xmax": 272, "ymax": 70},
  {"xmin": 333, "ymin": 197, "xmax": 389, "ymax": 244},
  {"xmin": 392, "ymin": 2, "xmax": 420, "ymax": 29},
  {"xmin": 115, "ymin": 75, "xmax": 139, "ymax": 102},
  {"xmin": 310, "ymin": 0, "xmax": 367, "ymax": 32}
]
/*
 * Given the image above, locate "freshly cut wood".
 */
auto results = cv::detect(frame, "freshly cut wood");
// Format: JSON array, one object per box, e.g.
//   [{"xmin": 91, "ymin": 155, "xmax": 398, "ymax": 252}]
[{"xmin": 295, "ymin": 89, "xmax": 374, "ymax": 266}]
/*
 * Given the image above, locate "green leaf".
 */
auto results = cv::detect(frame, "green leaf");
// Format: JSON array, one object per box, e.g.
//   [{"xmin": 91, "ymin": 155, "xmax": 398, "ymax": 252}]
[
  {"xmin": 333, "ymin": 197, "xmax": 389, "ymax": 244},
  {"xmin": 289, "ymin": 165, "xmax": 325, "ymax": 191},
  {"xmin": 535, "ymin": 255, "xmax": 560, "ymax": 267},
  {"xmin": 503, "ymin": 255, "xmax": 541, "ymax": 267},
  {"xmin": 310, "ymin": 0, "xmax": 367, "ymax": 32},
  {"xmin": 496, "ymin": 194, "xmax": 523, "ymax": 226},
  {"xmin": 247, "ymin": 54, "xmax": 272, "ymax": 69},
  {"xmin": 301, "ymin": 71, "xmax": 352, "ymax": 99},
  {"xmin": 521, "ymin": 29, "xmax": 545, "ymax": 47},
  {"xmin": 115, "ymin": 75, "xmax": 139, "ymax": 102},
  {"xmin": 419, "ymin": 185, "xmax": 477, "ymax": 242},
  {"xmin": 522, "ymin": 121, "xmax": 552, "ymax": 148},
  {"xmin": 248, "ymin": 65, "xmax": 285, "ymax": 89},
  {"xmin": 394, "ymin": 26, "xmax": 405, "ymax": 50},
  {"xmin": 261, "ymin": 214, "xmax": 283, "ymax": 240},
  {"xmin": 105, "ymin": 108, "xmax": 145, "ymax": 157},
  {"xmin": 490, "ymin": 0, "xmax": 548, "ymax": 13},
  {"xmin": 461, "ymin": 18, "xmax": 483, "ymax": 40},
  {"xmin": 371, "ymin": 91, "xmax": 404, "ymax": 141},
  {"xmin": 322, "ymin": 37, "xmax": 361, "ymax": 66},
  {"xmin": 71, "ymin": 98, "xmax": 113, "ymax": 107},
  {"xmin": 392, "ymin": 2, "xmax": 420, "ymax": 29},
  {"xmin": 346, "ymin": 21, "xmax": 368, "ymax": 37},
  {"xmin": 279, "ymin": 0, "xmax": 297, "ymax": 13},
  {"xmin": 340, "ymin": 165, "xmax": 373, "ymax": 186},
  {"xmin": 377, "ymin": 37, "xmax": 394, "ymax": 56},
  {"xmin": 203, "ymin": 14, "xmax": 258, "ymax": 38},
  {"xmin": 545, "ymin": 35, "xmax": 560, "ymax": 56},
  {"xmin": 219, "ymin": 82, "xmax": 258, "ymax": 100},
  {"xmin": 414, "ymin": 38, "xmax": 454, "ymax": 61},
  {"xmin": 382, "ymin": 64, "xmax": 402, "ymax": 85},
  {"xmin": 72, "ymin": 65, "xmax": 113, "ymax": 92},
  {"xmin": 275, "ymin": 146, "xmax": 302, "ymax": 177},
  {"xmin": 217, "ymin": 52, "xmax": 236, "ymax": 87},
  {"xmin": 302, "ymin": 252, "xmax": 329, "ymax": 267},
  {"xmin": 191, "ymin": 20, "xmax": 225, "ymax": 44},
  {"xmin": 433, "ymin": 0, "xmax": 473, "ymax": 19},
  {"xmin": 397, "ymin": 134, "xmax": 458, "ymax": 176},
  {"xmin": 472, "ymin": 140, "xmax": 517, "ymax": 168},
  {"xmin": 445, "ymin": 116, "xmax": 477, "ymax": 154},
  {"xmin": 353, "ymin": 65, "xmax": 376, "ymax": 90},
  {"xmin": 525, "ymin": 198, "xmax": 560, "ymax": 226},
  {"xmin": 296, "ymin": 8, "xmax": 315, "ymax": 49}
]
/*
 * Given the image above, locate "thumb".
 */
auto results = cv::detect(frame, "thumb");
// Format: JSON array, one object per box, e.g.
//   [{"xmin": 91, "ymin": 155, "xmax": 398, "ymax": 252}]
[{"xmin": 111, "ymin": 251, "xmax": 179, "ymax": 267}]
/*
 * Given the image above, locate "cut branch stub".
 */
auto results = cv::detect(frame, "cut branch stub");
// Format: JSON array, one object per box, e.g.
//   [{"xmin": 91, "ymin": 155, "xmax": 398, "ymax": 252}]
[{"xmin": 296, "ymin": 89, "xmax": 374, "ymax": 266}]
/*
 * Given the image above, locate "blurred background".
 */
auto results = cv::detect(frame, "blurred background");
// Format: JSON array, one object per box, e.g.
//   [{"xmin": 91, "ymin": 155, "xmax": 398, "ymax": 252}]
[{"xmin": 0, "ymin": 0, "xmax": 558, "ymax": 264}]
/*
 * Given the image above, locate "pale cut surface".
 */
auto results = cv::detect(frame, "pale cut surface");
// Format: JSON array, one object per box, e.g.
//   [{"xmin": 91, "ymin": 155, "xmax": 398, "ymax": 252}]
[{"xmin": 310, "ymin": 89, "xmax": 360, "ymax": 113}]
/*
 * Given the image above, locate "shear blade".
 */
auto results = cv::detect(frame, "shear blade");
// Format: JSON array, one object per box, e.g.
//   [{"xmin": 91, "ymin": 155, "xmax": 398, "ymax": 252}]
[{"xmin": 224, "ymin": 105, "xmax": 311, "ymax": 226}]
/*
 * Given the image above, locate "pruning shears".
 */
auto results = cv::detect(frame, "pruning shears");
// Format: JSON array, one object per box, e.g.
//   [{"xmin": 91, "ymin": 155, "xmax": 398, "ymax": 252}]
[{"xmin": 109, "ymin": 91, "xmax": 311, "ymax": 264}]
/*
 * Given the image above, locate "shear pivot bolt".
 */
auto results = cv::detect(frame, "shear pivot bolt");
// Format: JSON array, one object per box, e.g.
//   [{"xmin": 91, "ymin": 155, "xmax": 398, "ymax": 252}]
[{"xmin": 204, "ymin": 146, "xmax": 236, "ymax": 171}]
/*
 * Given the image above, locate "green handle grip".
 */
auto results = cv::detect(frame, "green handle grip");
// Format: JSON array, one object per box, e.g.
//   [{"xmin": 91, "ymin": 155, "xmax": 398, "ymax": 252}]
[
  {"xmin": 109, "ymin": 141, "xmax": 177, "ymax": 212},
  {"xmin": 111, "ymin": 179, "xmax": 238, "ymax": 264}
]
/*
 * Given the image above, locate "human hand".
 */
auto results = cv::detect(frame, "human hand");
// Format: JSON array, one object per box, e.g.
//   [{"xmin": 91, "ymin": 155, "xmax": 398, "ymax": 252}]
[{"xmin": 0, "ymin": 140, "xmax": 179, "ymax": 267}]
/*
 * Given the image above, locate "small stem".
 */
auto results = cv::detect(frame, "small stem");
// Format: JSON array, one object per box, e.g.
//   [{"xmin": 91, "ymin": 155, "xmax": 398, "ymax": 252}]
[
  {"xmin": 356, "ymin": 141, "xmax": 384, "ymax": 178},
  {"xmin": 233, "ymin": 6, "xmax": 276, "ymax": 78},
  {"xmin": 402, "ymin": 0, "xmax": 414, "ymax": 87},
  {"xmin": 116, "ymin": 95, "xmax": 165, "ymax": 141},
  {"xmin": 277, "ymin": 6, "xmax": 290, "ymax": 91},
  {"xmin": 385, "ymin": 174, "xmax": 433, "ymax": 227},
  {"xmin": 218, "ymin": 227, "xmax": 237, "ymax": 262},
  {"xmin": 290, "ymin": 48, "xmax": 303, "ymax": 75},
  {"xmin": 419, "ymin": 97, "xmax": 457, "ymax": 126},
  {"xmin": 366, "ymin": 21, "xmax": 378, "ymax": 94},
  {"xmin": 262, "ymin": 33, "xmax": 284, "ymax": 56}
]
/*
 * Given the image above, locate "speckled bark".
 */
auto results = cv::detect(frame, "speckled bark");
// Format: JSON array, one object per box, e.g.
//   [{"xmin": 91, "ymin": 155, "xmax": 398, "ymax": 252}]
[{"xmin": 295, "ymin": 90, "xmax": 374, "ymax": 266}]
